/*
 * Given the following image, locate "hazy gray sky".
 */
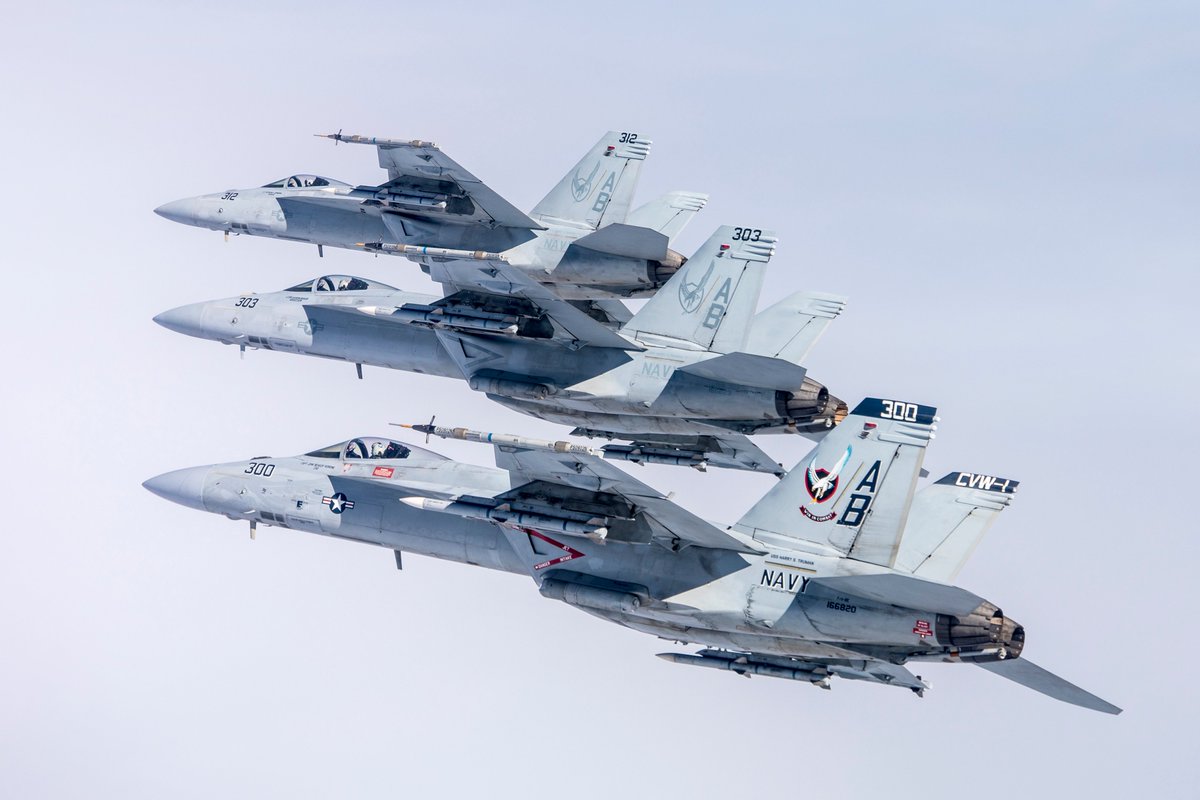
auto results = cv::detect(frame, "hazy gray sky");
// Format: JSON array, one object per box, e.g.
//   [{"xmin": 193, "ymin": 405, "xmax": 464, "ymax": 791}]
[{"xmin": 3, "ymin": 2, "xmax": 1197, "ymax": 797}]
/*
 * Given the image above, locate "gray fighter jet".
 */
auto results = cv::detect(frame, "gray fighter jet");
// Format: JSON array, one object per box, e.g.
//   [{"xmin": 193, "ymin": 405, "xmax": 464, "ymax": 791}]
[
  {"xmin": 154, "ymin": 131, "xmax": 707, "ymax": 299},
  {"xmin": 143, "ymin": 398, "xmax": 1120, "ymax": 713},
  {"xmin": 154, "ymin": 226, "xmax": 849, "ymax": 475}
]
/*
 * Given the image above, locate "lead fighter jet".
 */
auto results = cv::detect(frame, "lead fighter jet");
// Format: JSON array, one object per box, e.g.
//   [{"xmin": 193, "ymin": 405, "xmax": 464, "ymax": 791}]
[
  {"xmin": 154, "ymin": 131, "xmax": 707, "ymax": 299},
  {"xmin": 154, "ymin": 226, "xmax": 849, "ymax": 475},
  {"xmin": 143, "ymin": 398, "xmax": 1119, "ymax": 713}
]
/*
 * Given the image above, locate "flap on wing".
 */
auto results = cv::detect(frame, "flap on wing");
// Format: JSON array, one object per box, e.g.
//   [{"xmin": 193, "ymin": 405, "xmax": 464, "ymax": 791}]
[
  {"xmin": 808, "ymin": 573, "xmax": 985, "ymax": 616},
  {"xmin": 493, "ymin": 445, "xmax": 762, "ymax": 554},
  {"xmin": 571, "ymin": 224, "xmax": 669, "ymax": 261},
  {"xmin": 678, "ymin": 352, "xmax": 808, "ymax": 390},
  {"xmin": 976, "ymin": 658, "xmax": 1121, "ymax": 715}
]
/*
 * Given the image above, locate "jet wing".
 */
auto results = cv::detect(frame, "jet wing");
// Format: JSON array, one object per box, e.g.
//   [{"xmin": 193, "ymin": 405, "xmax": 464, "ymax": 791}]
[
  {"xmin": 492, "ymin": 444, "xmax": 764, "ymax": 554},
  {"xmin": 572, "ymin": 429, "xmax": 786, "ymax": 476},
  {"xmin": 422, "ymin": 255, "xmax": 641, "ymax": 350},
  {"xmin": 658, "ymin": 648, "xmax": 929, "ymax": 693},
  {"xmin": 298, "ymin": 256, "xmax": 638, "ymax": 351},
  {"xmin": 318, "ymin": 132, "xmax": 543, "ymax": 231}
]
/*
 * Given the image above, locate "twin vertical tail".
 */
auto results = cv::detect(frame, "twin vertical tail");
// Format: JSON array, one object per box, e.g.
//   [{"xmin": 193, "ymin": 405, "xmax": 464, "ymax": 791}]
[
  {"xmin": 621, "ymin": 225, "xmax": 775, "ymax": 353},
  {"xmin": 893, "ymin": 472, "xmax": 1019, "ymax": 582},
  {"xmin": 625, "ymin": 190, "xmax": 709, "ymax": 241},
  {"xmin": 734, "ymin": 399, "xmax": 938, "ymax": 566},
  {"xmin": 530, "ymin": 131, "xmax": 650, "ymax": 230}
]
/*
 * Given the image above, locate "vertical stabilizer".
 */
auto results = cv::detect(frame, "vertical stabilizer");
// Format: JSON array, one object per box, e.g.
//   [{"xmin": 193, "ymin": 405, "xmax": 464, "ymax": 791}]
[
  {"xmin": 621, "ymin": 225, "xmax": 774, "ymax": 353},
  {"xmin": 530, "ymin": 131, "xmax": 650, "ymax": 230},
  {"xmin": 893, "ymin": 472, "xmax": 1018, "ymax": 582},
  {"xmin": 626, "ymin": 190, "xmax": 709, "ymax": 241},
  {"xmin": 744, "ymin": 291, "xmax": 847, "ymax": 365},
  {"xmin": 734, "ymin": 398, "xmax": 938, "ymax": 566}
]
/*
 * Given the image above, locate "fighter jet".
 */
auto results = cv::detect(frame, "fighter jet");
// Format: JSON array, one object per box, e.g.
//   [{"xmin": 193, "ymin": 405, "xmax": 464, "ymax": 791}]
[
  {"xmin": 154, "ymin": 130, "xmax": 708, "ymax": 299},
  {"xmin": 143, "ymin": 398, "xmax": 1120, "ymax": 713},
  {"xmin": 153, "ymin": 225, "xmax": 849, "ymax": 475}
]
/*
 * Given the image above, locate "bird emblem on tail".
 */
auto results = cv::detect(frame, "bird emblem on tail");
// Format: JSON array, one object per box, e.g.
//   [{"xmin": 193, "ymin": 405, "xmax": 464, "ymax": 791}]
[{"xmin": 804, "ymin": 445, "xmax": 852, "ymax": 503}]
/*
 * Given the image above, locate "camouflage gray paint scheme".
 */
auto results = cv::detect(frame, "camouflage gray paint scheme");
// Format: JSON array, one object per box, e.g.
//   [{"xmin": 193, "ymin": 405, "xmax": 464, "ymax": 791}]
[
  {"xmin": 143, "ymin": 398, "xmax": 1120, "ymax": 714},
  {"xmin": 154, "ymin": 226, "xmax": 849, "ymax": 474},
  {"xmin": 154, "ymin": 131, "xmax": 707, "ymax": 299}
]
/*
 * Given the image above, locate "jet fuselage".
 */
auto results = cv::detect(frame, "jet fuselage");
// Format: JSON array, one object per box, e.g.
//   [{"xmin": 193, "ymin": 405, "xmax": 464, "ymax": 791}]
[
  {"xmin": 154, "ymin": 282, "xmax": 837, "ymax": 439},
  {"xmin": 143, "ymin": 444, "xmax": 1003, "ymax": 682},
  {"xmin": 154, "ymin": 182, "xmax": 678, "ymax": 299}
]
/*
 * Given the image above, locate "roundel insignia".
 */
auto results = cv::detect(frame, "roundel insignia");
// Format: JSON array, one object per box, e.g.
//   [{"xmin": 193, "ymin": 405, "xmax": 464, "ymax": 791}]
[{"xmin": 321, "ymin": 492, "xmax": 355, "ymax": 514}]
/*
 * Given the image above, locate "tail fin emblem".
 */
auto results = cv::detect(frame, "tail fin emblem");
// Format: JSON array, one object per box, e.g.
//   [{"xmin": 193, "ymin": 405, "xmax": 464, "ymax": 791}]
[
  {"xmin": 804, "ymin": 446, "xmax": 852, "ymax": 503},
  {"xmin": 677, "ymin": 262, "xmax": 715, "ymax": 313},
  {"xmin": 571, "ymin": 162, "xmax": 600, "ymax": 202}
]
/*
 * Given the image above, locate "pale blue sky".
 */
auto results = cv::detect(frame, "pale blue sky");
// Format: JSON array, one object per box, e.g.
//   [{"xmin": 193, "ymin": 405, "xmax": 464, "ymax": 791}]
[{"xmin": 2, "ymin": 3, "xmax": 1197, "ymax": 797}]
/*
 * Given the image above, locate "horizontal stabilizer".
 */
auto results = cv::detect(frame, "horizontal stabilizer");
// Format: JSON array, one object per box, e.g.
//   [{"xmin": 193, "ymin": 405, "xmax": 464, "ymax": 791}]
[
  {"xmin": 572, "ymin": 223, "xmax": 669, "ymax": 261},
  {"xmin": 808, "ymin": 573, "xmax": 984, "ymax": 616},
  {"xmin": 626, "ymin": 190, "xmax": 709, "ymax": 241},
  {"xmin": 976, "ymin": 658, "xmax": 1121, "ymax": 715},
  {"xmin": 678, "ymin": 352, "xmax": 807, "ymax": 390},
  {"xmin": 745, "ymin": 291, "xmax": 847, "ymax": 365}
]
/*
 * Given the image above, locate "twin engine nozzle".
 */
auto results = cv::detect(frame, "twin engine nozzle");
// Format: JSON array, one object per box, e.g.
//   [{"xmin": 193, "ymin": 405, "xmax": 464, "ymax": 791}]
[
  {"xmin": 937, "ymin": 601, "xmax": 1026, "ymax": 662},
  {"xmin": 775, "ymin": 377, "xmax": 848, "ymax": 428}
]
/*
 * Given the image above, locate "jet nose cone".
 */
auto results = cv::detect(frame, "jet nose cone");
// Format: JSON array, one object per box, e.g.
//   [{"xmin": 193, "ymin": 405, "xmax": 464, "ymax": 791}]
[
  {"xmin": 153, "ymin": 303, "xmax": 207, "ymax": 337},
  {"xmin": 143, "ymin": 466, "xmax": 210, "ymax": 511},
  {"xmin": 154, "ymin": 198, "xmax": 198, "ymax": 225}
]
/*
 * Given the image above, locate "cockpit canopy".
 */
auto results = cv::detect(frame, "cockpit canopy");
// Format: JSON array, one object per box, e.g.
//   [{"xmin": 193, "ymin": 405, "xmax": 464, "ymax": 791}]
[
  {"xmin": 285, "ymin": 275, "xmax": 396, "ymax": 293},
  {"xmin": 261, "ymin": 174, "xmax": 349, "ymax": 189},
  {"xmin": 304, "ymin": 437, "xmax": 448, "ymax": 463},
  {"xmin": 305, "ymin": 437, "xmax": 412, "ymax": 461}
]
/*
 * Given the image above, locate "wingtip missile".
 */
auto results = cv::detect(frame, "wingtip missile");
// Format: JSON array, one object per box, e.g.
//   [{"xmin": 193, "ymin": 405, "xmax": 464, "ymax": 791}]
[
  {"xmin": 399, "ymin": 424, "xmax": 601, "ymax": 457},
  {"xmin": 355, "ymin": 242, "xmax": 508, "ymax": 261}
]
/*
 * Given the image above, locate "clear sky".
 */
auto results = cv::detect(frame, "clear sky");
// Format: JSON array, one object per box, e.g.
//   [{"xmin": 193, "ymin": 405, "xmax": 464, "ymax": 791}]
[{"xmin": 3, "ymin": 2, "xmax": 1197, "ymax": 797}]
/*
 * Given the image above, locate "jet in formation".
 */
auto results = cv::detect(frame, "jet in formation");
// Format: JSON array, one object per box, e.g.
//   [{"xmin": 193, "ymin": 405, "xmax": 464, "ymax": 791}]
[
  {"xmin": 143, "ymin": 398, "xmax": 1120, "ymax": 714},
  {"xmin": 154, "ymin": 131, "xmax": 708, "ymax": 299},
  {"xmin": 154, "ymin": 225, "xmax": 849, "ymax": 475}
]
